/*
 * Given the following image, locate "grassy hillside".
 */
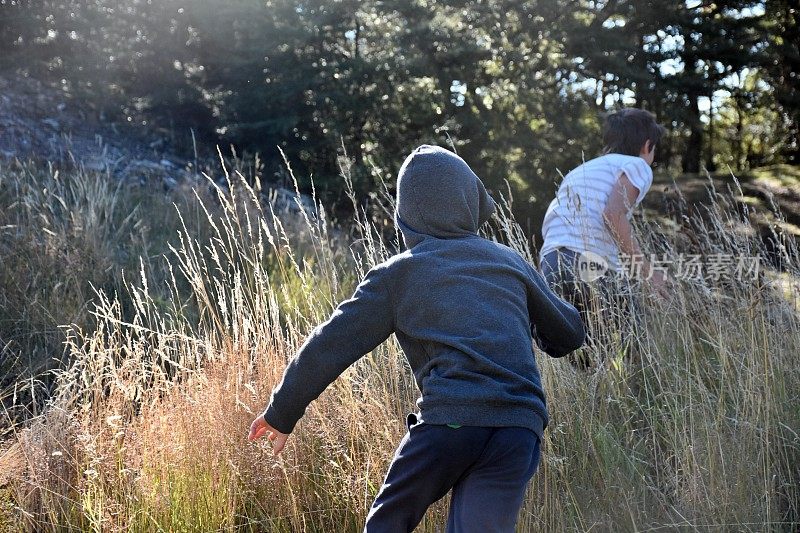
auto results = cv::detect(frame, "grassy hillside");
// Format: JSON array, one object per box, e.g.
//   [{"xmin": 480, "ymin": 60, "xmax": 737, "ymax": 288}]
[
  {"xmin": 645, "ymin": 164, "xmax": 800, "ymax": 241},
  {"xmin": 1, "ymin": 155, "xmax": 799, "ymax": 531}
]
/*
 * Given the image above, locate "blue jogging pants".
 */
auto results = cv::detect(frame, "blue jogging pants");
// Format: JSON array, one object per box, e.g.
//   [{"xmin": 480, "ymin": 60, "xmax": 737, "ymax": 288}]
[{"xmin": 364, "ymin": 413, "xmax": 541, "ymax": 532}]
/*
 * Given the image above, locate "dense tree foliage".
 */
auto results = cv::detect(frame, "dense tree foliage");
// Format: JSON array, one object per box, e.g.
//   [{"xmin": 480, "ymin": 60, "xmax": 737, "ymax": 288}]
[{"xmin": 0, "ymin": 0, "xmax": 795, "ymax": 227}]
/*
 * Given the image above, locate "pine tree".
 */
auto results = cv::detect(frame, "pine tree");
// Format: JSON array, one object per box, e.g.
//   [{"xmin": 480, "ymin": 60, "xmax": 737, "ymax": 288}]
[{"xmin": 763, "ymin": 0, "xmax": 800, "ymax": 163}]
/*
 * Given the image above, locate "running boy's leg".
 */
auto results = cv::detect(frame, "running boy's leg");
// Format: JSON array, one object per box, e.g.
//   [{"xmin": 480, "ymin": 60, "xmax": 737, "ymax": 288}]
[
  {"xmin": 599, "ymin": 270, "xmax": 644, "ymax": 365},
  {"xmin": 364, "ymin": 418, "xmax": 495, "ymax": 532},
  {"xmin": 446, "ymin": 427, "xmax": 541, "ymax": 533}
]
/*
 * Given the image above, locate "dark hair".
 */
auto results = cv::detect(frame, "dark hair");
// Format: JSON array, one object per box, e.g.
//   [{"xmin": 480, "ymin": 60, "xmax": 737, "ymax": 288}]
[{"xmin": 602, "ymin": 108, "xmax": 666, "ymax": 156}]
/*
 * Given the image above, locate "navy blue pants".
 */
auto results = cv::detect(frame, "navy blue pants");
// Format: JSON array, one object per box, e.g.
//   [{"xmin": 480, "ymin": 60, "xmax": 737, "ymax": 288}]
[{"xmin": 364, "ymin": 413, "xmax": 541, "ymax": 532}]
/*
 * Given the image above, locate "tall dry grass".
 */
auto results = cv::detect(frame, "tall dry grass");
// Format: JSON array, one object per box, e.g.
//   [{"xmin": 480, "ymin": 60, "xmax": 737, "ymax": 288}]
[
  {"xmin": 0, "ymin": 156, "xmax": 213, "ymax": 437},
  {"xmin": 1, "ymin": 152, "xmax": 799, "ymax": 531}
]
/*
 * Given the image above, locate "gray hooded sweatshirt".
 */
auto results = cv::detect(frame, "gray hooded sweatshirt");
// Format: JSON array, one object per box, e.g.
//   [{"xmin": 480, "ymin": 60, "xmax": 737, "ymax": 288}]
[{"xmin": 263, "ymin": 145, "xmax": 585, "ymax": 439}]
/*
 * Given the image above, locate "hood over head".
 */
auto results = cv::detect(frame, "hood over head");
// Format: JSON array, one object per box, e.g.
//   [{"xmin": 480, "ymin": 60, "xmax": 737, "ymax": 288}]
[{"xmin": 394, "ymin": 145, "xmax": 496, "ymax": 248}]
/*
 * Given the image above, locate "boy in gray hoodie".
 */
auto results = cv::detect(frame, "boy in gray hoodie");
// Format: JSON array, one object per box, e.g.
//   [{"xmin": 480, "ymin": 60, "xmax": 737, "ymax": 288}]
[{"xmin": 248, "ymin": 145, "xmax": 585, "ymax": 532}]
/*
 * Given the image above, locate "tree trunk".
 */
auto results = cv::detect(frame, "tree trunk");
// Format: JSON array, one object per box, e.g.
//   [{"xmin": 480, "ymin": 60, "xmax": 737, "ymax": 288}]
[
  {"xmin": 683, "ymin": 93, "xmax": 703, "ymax": 173},
  {"xmin": 734, "ymin": 95, "xmax": 745, "ymax": 171},
  {"xmin": 787, "ymin": 114, "xmax": 800, "ymax": 165},
  {"xmin": 705, "ymin": 92, "xmax": 717, "ymax": 172},
  {"xmin": 351, "ymin": 17, "xmax": 365, "ymax": 167}
]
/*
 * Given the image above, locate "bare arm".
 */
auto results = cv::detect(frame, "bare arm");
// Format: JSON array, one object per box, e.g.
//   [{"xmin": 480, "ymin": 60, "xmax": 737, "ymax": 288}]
[
  {"xmin": 602, "ymin": 172, "xmax": 643, "ymax": 258},
  {"xmin": 603, "ymin": 172, "xmax": 666, "ymax": 293}
]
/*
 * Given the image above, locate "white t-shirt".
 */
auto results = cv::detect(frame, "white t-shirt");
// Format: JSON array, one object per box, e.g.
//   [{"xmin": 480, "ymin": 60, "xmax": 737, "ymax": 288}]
[{"xmin": 540, "ymin": 153, "xmax": 653, "ymax": 272}]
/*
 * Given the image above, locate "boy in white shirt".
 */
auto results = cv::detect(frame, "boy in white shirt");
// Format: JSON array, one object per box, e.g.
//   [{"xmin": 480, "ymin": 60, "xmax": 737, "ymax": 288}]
[{"xmin": 539, "ymin": 108, "xmax": 667, "ymax": 362}]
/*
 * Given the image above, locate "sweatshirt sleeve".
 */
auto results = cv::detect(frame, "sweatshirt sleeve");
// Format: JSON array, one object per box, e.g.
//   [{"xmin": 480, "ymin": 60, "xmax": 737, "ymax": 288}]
[
  {"xmin": 262, "ymin": 264, "xmax": 395, "ymax": 434},
  {"xmin": 524, "ymin": 262, "xmax": 586, "ymax": 358}
]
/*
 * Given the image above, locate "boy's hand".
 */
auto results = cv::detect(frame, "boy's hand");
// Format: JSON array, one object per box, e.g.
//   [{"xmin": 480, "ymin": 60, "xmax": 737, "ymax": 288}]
[{"xmin": 248, "ymin": 415, "xmax": 289, "ymax": 455}]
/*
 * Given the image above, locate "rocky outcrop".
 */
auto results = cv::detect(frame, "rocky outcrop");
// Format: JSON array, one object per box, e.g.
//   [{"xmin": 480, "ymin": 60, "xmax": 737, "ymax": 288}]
[{"xmin": 0, "ymin": 73, "xmax": 316, "ymax": 215}]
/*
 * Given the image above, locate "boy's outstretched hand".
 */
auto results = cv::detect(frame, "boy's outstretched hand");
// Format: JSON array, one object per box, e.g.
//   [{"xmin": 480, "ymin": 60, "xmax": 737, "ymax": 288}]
[{"xmin": 248, "ymin": 415, "xmax": 289, "ymax": 455}]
